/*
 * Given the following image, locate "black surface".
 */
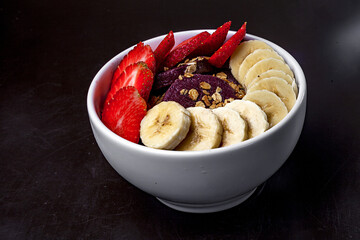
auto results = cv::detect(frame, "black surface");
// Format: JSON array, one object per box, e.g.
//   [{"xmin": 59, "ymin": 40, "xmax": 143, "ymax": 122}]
[{"xmin": 1, "ymin": 0, "xmax": 359, "ymax": 239}]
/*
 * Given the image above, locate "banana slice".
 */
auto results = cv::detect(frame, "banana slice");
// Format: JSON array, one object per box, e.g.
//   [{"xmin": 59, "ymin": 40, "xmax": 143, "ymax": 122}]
[
  {"xmin": 238, "ymin": 49, "xmax": 284, "ymax": 84},
  {"xmin": 244, "ymin": 58, "xmax": 294, "ymax": 88},
  {"xmin": 176, "ymin": 107, "xmax": 223, "ymax": 151},
  {"xmin": 229, "ymin": 40, "xmax": 272, "ymax": 84},
  {"xmin": 140, "ymin": 101, "xmax": 191, "ymax": 150},
  {"xmin": 225, "ymin": 100, "xmax": 269, "ymax": 139},
  {"xmin": 292, "ymin": 81, "xmax": 299, "ymax": 97},
  {"xmin": 212, "ymin": 107, "xmax": 248, "ymax": 147},
  {"xmin": 248, "ymin": 69, "xmax": 298, "ymax": 96},
  {"xmin": 247, "ymin": 77, "xmax": 297, "ymax": 111},
  {"xmin": 243, "ymin": 90, "xmax": 288, "ymax": 127}
]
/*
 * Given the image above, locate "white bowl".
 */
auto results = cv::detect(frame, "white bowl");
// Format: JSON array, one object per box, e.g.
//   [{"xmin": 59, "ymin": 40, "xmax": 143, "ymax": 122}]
[{"xmin": 87, "ymin": 30, "xmax": 307, "ymax": 213}]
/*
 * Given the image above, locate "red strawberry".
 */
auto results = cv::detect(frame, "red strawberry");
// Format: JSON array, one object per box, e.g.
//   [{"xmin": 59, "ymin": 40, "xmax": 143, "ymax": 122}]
[
  {"xmin": 209, "ymin": 22, "xmax": 247, "ymax": 68},
  {"xmin": 111, "ymin": 42, "xmax": 156, "ymax": 88},
  {"xmin": 154, "ymin": 30, "xmax": 175, "ymax": 72},
  {"xmin": 162, "ymin": 31, "xmax": 210, "ymax": 68},
  {"xmin": 190, "ymin": 21, "xmax": 232, "ymax": 57},
  {"xmin": 105, "ymin": 62, "xmax": 154, "ymax": 106},
  {"xmin": 102, "ymin": 86, "xmax": 147, "ymax": 143}
]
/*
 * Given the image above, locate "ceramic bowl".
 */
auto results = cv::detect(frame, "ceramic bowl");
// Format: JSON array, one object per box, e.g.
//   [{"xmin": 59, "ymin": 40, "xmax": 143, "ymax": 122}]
[{"xmin": 87, "ymin": 30, "xmax": 307, "ymax": 213}]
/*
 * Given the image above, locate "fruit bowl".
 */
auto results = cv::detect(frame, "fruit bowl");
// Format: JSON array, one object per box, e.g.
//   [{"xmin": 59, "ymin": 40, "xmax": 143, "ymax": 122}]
[{"xmin": 87, "ymin": 30, "xmax": 307, "ymax": 213}]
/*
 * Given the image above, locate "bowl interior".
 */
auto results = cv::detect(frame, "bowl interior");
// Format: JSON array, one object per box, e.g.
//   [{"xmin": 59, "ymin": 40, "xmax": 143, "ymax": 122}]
[{"xmin": 87, "ymin": 30, "xmax": 306, "ymax": 156}]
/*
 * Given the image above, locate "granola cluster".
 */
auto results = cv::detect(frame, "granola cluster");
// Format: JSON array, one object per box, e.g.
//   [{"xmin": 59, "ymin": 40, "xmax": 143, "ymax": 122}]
[{"xmin": 178, "ymin": 71, "xmax": 244, "ymax": 109}]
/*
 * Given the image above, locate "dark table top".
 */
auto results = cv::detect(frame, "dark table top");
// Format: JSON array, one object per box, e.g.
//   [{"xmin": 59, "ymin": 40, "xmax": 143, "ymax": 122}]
[{"xmin": 1, "ymin": 0, "xmax": 359, "ymax": 239}]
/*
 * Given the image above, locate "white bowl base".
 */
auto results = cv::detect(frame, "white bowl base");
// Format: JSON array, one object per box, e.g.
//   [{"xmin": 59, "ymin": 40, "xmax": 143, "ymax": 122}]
[{"xmin": 157, "ymin": 187, "xmax": 257, "ymax": 213}]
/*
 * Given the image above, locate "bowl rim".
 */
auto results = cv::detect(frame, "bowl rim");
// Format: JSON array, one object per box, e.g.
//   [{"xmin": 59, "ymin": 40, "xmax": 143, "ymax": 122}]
[{"xmin": 87, "ymin": 30, "xmax": 306, "ymax": 157}]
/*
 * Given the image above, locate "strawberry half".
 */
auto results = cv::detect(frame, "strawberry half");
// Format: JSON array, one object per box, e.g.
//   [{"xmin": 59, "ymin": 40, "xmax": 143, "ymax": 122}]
[
  {"xmin": 105, "ymin": 62, "xmax": 154, "ymax": 106},
  {"xmin": 102, "ymin": 86, "xmax": 147, "ymax": 143},
  {"xmin": 209, "ymin": 22, "xmax": 247, "ymax": 68},
  {"xmin": 154, "ymin": 30, "xmax": 175, "ymax": 72},
  {"xmin": 111, "ymin": 42, "xmax": 156, "ymax": 88},
  {"xmin": 190, "ymin": 21, "xmax": 232, "ymax": 57},
  {"xmin": 162, "ymin": 31, "xmax": 210, "ymax": 68}
]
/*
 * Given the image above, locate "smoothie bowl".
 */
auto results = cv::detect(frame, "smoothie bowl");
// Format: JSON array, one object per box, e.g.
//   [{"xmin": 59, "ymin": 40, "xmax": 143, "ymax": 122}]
[{"xmin": 87, "ymin": 23, "xmax": 307, "ymax": 213}]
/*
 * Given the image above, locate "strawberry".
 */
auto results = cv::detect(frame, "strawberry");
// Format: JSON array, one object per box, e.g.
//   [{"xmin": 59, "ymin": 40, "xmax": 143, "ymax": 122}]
[
  {"xmin": 162, "ymin": 31, "xmax": 210, "ymax": 68},
  {"xmin": 209, "ymin": 22, "xmax": 247, "ymax": 68},
  {"xmin": 190, "ymin": 21, "xmax": 232, "ymax": 57},
  {"xmin": 105, "ymin": 62, "xmax": 154, "ymax": 106},
  {"xmin": 102, "ymin": 86, "xmax": 147, "ymax": 143},
  {"xmin": 111, "ymin": 42, "xmax": 156, "ymax": 88},
  {"xmin": 154, "ymin": 30, "xmax": 175, "ymax": 72}
]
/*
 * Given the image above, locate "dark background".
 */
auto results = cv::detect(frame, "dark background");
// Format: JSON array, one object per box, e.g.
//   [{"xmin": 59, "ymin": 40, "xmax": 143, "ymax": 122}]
[{"xmin": 1, "ymin": 0, "xmax": 359, "ymax": 239}]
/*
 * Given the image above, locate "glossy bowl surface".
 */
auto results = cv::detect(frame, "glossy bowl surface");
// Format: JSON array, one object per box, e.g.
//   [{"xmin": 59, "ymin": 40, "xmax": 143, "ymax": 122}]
[{"xmin": 87, "ymin": 30, "xmax": 307, "ymax": 213}]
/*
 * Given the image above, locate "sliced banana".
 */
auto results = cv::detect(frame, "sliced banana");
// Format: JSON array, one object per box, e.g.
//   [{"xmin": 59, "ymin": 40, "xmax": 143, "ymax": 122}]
[
  {"xmin": 292, "ymin": 81, "xmax": 299, "ymax": 97},
  {"xmin": 248, "ymin": 69, "xmax": 298, "ymax": 96},
  {"xmin": 244, "ymin": 58, "xmax": 294, "ymax": 88},
  {"xmin": 247, "ymin": 77, "xmax": 296, "ymax": 111},
  {"xmin": 229, "ymin": 40, "xmax": 272, "ymax": 84},
  {"xmin": 140, "ymin": 101, "xmax": 191, "ymax": 150},
  {"xmin": 212, "ymin": 107, "xmax": 248, "ymax": 147},
  {"xmin": 225, "ymin": 100, "xmax": 269, "ymax": 139},
  {"xmin": 176, "ymin": 107, "xmax": 223, "ymax": 151},
  {"xmin": 238, "ymin": 49, "xmax": 284, "ymax": 84},
  {"xmin": 243, "ymin": 90, "xmax": 288, "ymax": 127}
]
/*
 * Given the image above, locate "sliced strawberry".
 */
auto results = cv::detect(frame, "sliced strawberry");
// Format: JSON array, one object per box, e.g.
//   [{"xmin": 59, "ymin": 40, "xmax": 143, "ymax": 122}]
[
  {"xmin": 190, "ymin": 21, "xmax": 232, "ymax": 57},
  {"xmin": 102, "ymin": 86, "xmax": 147, "ymax": 143},
  {"xmin": 162, "ymin": 31, "xmax": 210, "ymax": 68},
  {"xmin": 154, "ymin": 30, "xmax": 175, "ymax": 72},
  {"xmin": 209, "ymin": 22, "xmax": 247, "ymax": 68},
  {"xmin": 111, "ymin": 42, "xmax": 156, "ymax": 88},
  {"xmin": 105, "ymin": 62, "xmax": 154, "ymax": 106}
]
